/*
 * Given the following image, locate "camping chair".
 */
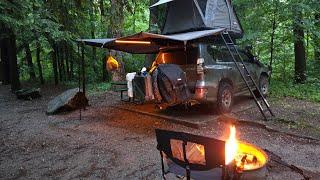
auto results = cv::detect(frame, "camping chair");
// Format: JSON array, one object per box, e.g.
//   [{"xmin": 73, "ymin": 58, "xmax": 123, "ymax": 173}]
[
  {"xmin": 155, "ymin": 129, "xmax": 226, "ymax": 180},
  {"xmin": 111, "ymin": 81, "xmax": 128, "ymax": 101}
]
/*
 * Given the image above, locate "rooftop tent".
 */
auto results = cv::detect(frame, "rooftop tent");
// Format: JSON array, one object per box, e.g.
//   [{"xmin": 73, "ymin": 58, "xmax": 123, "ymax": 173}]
[{"xmin": 151, "ymin": 0, "xmax": 243, "ymax": 38}]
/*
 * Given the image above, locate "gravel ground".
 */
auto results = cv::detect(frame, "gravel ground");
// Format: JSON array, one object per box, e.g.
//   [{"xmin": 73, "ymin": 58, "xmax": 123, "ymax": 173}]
[{"xmin": 0, "ymin": 85, "xmax": 320, "ymax": 180}]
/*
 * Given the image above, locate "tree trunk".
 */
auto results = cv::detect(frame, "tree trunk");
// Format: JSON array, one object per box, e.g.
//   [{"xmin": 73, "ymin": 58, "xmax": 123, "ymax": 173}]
[
  {"xmin": 60, "ymin": 43, "xmax": 66, "ymax": 81},
  {"xmin": 36, "ymin": 41, "xmax": 44, "ymax": 84},
  {"xmin": 90, "ymin": 0, "xmax": 98, "ymax": 78},
  {"xmin": 100, "ymin": 0, "xmax": 105, "ymax": 17},
  {"xmin": 0, "ymin": 39, "xmax": 11, "ymax": 85},
  {"xmin": 110, "ymin": 0, "xmax": 125, "ymax": 82},
  {"xmin": 314, "ymin": 13, "xmax": 320, "ymax": 66},
  {"xmin": 269, "ymin": 2, "xmax": 277, "ymax": 78},
  {"xmin": 132, "ymin": 1, "xmax": 137, "ymax": 32},
  {"xmin": 56, "ymin": 44, "xmax": 62, "ymax": 81},
  {"xmin": 293, "ymin": 6, "xmax": 306, "ymax": 83},
  {"xmin": 44, "ymin": 33, "xmax": 59, "ymax": 85},
  {"xmin": 70, "ymin": 52, "xmax": 74, "ymax": 80},
  {"xmin": 8, "ymin": 32, "xmax": 21, "ymax": 91},
  {"xmin": 52, "ymin": 44, "xmax": 59, "ymax": 85},
  {"xmin": 65, "ymin": 43, "xmax": 70, "ymax": 80},
  {"xmin": 24, "ymin": 43, "xmax": 36, "ymax": 80},
  {"xmin": 100, "ymin": 0, "xmax": 110, "ymax": 82},
  {"xmin": 102, "ymin": 55, "xmax": 108, "ymax": 81}
]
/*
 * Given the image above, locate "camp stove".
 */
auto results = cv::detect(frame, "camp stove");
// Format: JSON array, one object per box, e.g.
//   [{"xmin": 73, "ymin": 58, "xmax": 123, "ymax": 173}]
[{"xmin": 156, "ymin": 126, "xmax": 268, "ymax": 180}]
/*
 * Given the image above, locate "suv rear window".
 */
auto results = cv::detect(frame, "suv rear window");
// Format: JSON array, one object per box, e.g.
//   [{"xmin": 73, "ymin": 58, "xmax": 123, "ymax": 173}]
[
  {"xmin": 155, "ymin": 47, "xmax": 199, "ymax": 65},
  {"xmin": 207, "ymin": 45, "xmax": 234, "ymax": 62}
]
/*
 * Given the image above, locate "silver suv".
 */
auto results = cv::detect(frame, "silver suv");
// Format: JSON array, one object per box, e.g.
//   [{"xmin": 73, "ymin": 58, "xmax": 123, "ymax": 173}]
[{"xmin": 153, "ymin": 43, "xmax": 271, "ymax": 113}]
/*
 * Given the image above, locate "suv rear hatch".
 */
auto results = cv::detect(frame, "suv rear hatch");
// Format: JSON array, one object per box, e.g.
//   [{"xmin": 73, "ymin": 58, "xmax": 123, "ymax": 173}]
[{"xmin": 153, "ymin": 47, "xmax": 200, "ymax": 93}]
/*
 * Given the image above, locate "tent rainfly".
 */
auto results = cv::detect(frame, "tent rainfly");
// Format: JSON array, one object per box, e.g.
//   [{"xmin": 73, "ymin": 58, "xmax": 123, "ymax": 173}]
[{"xmin": 151, "ymin": 0, "xmax": 243, "ymax": 37}]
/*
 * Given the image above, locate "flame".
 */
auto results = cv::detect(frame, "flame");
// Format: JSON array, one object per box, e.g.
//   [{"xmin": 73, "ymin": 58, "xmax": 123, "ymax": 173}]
[{"xmin": 225, "ymin": 126, "xmax": 238, "ymax": 165}]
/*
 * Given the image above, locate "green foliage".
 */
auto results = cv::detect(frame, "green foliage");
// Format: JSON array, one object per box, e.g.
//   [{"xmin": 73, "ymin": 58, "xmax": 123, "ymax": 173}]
[
  {"xmin": 234, "ymin": 0, "xmax": 319, "ymax": 66},
  {"xmin": 123, "ymin": 54, "xmax": 146, "ymax": 73},
  {"xmin": 0, "ymin": 0, "xmax": 319, "ymax": 103},
  {"xmin": 233, "ymin": 0, "xmax": 320, "ymax": 102},
  {"xmin": 63, "ymin": 81, "xmax": 111, "ymax": 95},
  {"xmin": 87, "ymin": 82, "xmax": 111, "ymax": 95},
  {"xmin": 270, "ymin": 80, "xmax": 320, "ymax": 102}
]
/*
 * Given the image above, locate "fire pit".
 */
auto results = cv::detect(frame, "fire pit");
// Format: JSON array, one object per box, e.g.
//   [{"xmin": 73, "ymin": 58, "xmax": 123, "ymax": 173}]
[
  {"xmin": 224, "ymin": 126, "xmax": 268, "ymax": 180},
  {"xmin": 155, "ymin": 126, "xmax": 269, "ymax": 180}
]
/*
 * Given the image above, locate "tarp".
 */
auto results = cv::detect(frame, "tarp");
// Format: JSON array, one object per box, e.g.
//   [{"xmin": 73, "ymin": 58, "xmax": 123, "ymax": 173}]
[
  {"xmin": 150, "ymin": 0, "xmax": 243, "ymax": 37},
  {"xmin": 78, "ymin": 28, "xmax": 225, "ymax": 54}
]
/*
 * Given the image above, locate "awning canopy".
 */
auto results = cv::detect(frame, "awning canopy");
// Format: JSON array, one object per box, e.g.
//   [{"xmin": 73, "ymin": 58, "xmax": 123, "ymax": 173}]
[{"xmin": 77, "ymin": 28, "xmax": 225, "ymax": 54}]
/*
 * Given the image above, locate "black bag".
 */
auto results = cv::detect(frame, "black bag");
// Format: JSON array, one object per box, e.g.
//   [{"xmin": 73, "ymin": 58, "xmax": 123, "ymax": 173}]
[
  {"xmin": 153, "ymin": 64, "xmax": 191, "ymax": 105},
  {"xmin": 133, "ymin": 74, "xmax": 154, "ymax": 103}
]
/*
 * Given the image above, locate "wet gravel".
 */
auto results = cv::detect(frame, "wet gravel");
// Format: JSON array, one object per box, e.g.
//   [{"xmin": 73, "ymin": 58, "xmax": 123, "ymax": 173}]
[{"xmin": 0, "ymin": 85, "xmax": 320, "ymax": 179}]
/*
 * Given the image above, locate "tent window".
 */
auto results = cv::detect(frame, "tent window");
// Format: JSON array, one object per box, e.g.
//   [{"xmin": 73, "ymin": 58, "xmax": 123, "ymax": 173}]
[{"xmin": 197, "ymin": 0, "xmax": 207, "ymax": 16}]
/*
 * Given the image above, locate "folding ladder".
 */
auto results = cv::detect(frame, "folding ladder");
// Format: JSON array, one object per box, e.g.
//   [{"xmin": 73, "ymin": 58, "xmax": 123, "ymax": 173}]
[{"xmin": 220, "ymin": 31, "xmax": 275, "ymax": 120}]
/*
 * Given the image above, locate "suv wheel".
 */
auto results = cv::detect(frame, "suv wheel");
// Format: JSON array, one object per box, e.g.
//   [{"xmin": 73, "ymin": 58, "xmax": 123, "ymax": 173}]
[
  {"xmin": 217, "ymin": 82, "xmax": 233, "ymax": 114},
  {"xmin": 254, "ymin": 75, "xmax": 269, "ymax": 97}
]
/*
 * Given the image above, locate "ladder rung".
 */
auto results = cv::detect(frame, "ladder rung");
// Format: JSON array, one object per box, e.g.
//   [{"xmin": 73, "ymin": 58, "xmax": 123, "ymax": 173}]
[
  {"xmin": 258, "ymin": 99, "xmax": 270, "ymax": 109},
  {"xmin": 221, "ymin": 31, "xmax": 274, "ymax": 120},
  {"xmin": 256, "ymin": 100, "xmax": 262, "ymax": 106},
  {"xmin": 245, "ymin": 80, "xmax": 252, "ymax": 85}
]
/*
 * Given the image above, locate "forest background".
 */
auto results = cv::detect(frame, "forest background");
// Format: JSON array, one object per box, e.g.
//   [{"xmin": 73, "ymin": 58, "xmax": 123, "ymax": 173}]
[{"xmin": 0, "ymin": 0, "xmax": 319, "ymax": 102}]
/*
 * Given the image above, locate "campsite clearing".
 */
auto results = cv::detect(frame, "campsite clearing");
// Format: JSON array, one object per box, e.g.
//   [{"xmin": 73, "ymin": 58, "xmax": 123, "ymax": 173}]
[{"xmin": 0, "ymin": 85, "xmax": 320, "ymax": 179}]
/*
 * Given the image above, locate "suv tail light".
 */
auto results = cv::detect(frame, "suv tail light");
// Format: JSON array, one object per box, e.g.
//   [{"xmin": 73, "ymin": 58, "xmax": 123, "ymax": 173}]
[{"xmin": 195, "ymin": 87, "xmax": 208, "ymax": 100}]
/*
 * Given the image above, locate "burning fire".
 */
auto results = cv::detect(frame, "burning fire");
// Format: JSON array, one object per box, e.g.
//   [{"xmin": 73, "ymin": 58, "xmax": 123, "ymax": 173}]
[
  {"xmin": 225, "ymin": 126, "xmax": 238, "ymax": 165},
  {"xmin": 224, "ymin": 125, "xmax": 267, "ymax": 171}
]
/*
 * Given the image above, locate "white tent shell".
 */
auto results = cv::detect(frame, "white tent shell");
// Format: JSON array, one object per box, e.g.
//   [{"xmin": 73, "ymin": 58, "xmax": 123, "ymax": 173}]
[{"xmin": 151, "ymin": 0, "xmax": 243, "ymax": 37}]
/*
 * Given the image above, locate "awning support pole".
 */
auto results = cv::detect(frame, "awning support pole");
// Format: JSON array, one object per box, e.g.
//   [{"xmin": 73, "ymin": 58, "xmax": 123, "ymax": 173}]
[
  {"xmin": 77, "ymin": 43, "xmax": 82, "ymax": 120},
  {"xmin": 77, "ymin": 44, "xmax": 81, "ymax": 92},
  {"xmin": 81, "ymin": 43, "xmax": 86, "ymax": 97}
]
